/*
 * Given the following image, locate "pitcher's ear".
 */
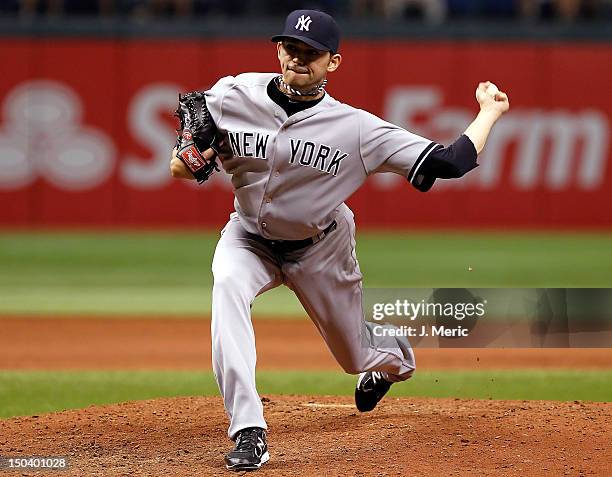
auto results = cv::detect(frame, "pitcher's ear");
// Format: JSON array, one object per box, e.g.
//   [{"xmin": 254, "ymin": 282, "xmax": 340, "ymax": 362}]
[{"xmin": 328, "ymin": 53, "xmax": 342, "ymax": 72}]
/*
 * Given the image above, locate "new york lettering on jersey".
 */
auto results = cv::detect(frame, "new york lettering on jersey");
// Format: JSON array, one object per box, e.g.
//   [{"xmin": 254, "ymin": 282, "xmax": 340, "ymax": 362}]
[{"xmin": 224, "ymin": 127, "xmax": 349, "ymax": 177}]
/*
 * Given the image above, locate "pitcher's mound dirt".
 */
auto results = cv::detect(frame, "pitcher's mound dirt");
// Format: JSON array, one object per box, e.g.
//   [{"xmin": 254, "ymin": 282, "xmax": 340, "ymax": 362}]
[{"xmin": 1, "ymin": 396, "xmax": 610, "ymax": 477}]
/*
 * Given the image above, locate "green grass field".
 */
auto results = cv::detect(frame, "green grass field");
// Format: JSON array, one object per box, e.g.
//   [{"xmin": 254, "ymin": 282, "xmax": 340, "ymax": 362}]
[
  {"xmin": 1, "ymin": 231, "xmax": 611, "ymax": 316},
  {"xmin": 1, "ymin": 369, "xmax": 610, "ymax": 418},
  {"xmin": 1, "ymin": 231, "xmax": 611, "ymax": 417}
]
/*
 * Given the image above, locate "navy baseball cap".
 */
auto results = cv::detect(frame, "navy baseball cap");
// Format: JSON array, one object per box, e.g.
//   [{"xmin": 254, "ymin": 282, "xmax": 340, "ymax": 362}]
[{"xmin": 271, "ymin": 10, "xmax": 340, "ymax": 53}]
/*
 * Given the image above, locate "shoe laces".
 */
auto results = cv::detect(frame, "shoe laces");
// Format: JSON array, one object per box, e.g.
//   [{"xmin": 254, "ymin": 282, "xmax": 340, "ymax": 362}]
[{"xmin": 235, "ymin": 428, "xmax": 260, "ymax": 452}]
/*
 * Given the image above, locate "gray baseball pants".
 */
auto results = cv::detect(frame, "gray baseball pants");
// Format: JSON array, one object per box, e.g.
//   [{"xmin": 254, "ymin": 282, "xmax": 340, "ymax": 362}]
[{"xmin": 211, "ymin": 204, "xmax": 415, "ymax": 439}]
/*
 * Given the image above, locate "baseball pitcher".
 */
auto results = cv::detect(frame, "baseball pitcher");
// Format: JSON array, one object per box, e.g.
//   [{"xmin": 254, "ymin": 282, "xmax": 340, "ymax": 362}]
[{"xmin": 170, "ymin": 9, "xmax": 509, "ymax": 472}]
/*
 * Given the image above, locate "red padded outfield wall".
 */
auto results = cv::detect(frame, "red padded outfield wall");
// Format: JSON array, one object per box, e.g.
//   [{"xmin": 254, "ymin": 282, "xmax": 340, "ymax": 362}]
[{"xmin": 0, "ymin": 39, "xmax": 610, "ymax": 228}]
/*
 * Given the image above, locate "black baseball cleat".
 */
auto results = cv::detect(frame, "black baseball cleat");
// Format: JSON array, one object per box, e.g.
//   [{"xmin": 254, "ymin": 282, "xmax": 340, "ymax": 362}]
[
  {"xmin": 224, "ymin": 427, "xmax": 269, "ymax": 472},
  {"xmin": 355, "ymin": 371, "xmax": 393, "ymax": 412}
]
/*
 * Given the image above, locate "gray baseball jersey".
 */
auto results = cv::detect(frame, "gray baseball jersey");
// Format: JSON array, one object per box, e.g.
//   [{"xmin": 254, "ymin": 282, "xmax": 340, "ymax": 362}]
[
  {"xmin": 205, "ymin": 72, "xmax": 430, "ymax": 439},
  {"xmin": 206, "ymin": 72, "xmax": 436, "ymax": 240}
]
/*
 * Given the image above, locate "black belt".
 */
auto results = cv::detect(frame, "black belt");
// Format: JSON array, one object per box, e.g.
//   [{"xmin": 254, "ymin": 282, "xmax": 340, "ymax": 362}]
[{"xmin": 250, "ymin": 220, "xmax": 337, "ymax": 253}]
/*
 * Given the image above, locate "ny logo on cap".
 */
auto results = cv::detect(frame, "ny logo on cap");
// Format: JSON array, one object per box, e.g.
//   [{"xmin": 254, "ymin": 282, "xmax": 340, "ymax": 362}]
[{"xmin": 295, "ymin": 15, "xmax": 312, "ymax": 31}]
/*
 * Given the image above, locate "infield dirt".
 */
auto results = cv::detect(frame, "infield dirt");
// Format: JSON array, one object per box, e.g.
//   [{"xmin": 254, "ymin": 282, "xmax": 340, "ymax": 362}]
[{"xmin": 2, "ymin": 317, "xmax": 612, "ymax": 370}]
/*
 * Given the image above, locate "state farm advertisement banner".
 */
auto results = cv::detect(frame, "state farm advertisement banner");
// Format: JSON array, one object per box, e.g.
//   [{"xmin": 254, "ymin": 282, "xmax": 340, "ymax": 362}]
[{"xmin": 0, "ymin": 39, "xmax": 610, "ymax": 228}]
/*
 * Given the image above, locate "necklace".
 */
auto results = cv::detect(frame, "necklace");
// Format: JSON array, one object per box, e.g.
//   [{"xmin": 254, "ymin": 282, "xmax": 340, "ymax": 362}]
[{"xmin": 275, "ymin": 75, "xmax": 327, "ymax": 98}]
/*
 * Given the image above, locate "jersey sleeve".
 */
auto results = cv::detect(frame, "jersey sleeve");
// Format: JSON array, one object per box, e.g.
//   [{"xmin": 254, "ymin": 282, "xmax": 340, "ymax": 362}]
[
  {"xmin": 358, "ymin": 110, "xmax": 439, "ymax": 180},
  {"xmin": 204, "ymin": 75, "xmax": 236, "ymax": 125}
]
